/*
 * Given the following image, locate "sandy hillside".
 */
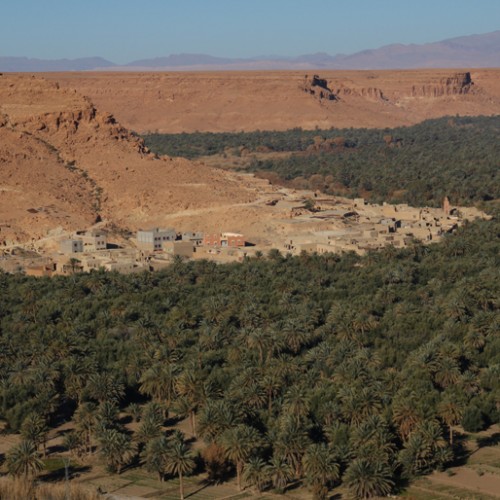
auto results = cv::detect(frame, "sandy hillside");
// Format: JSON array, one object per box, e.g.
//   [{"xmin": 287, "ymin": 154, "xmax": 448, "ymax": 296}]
[
  {"xmin": 46, "ymin": 69, "xmax": 500, "ymax": 133},
  {"xmin": 0, "ymin": 74, "xmax": 256, "ymax": 243}
]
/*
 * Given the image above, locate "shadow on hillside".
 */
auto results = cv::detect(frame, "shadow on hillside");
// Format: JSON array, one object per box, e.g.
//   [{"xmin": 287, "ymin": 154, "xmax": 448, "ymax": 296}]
[
  {"xmin": 47, "ymin": 444, "xmax": 66, "ymax": 455},
  {"xmin": 42, "ymin": 464, "xmax": 91, "ymax": 482},
  {"xmin": 477, "ymin": 432, "xmax": 500, "ymax": 448},
  {"xmin": 449, "ymin": 433, "xmax": 470, "ymax": 466}
]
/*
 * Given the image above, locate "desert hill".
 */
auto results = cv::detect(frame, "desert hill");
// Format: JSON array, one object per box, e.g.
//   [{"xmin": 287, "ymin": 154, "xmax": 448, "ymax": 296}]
[
  {"xmin": 47, "ymin": 69, "xmax": 500, "ymax": 134},
  {"xmin": 0, "ymin": 74, "xmax": 255, "ymax": 243}
]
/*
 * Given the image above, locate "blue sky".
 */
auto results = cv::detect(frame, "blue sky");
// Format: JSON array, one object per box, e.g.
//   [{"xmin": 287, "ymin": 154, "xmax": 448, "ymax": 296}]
[{"xmin": 2, "ymin": 0, "xmax": 499, "ymax": 63}]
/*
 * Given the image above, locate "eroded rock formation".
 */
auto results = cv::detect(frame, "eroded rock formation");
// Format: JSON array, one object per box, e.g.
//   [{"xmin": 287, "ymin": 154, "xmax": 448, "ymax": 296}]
[
  {"xmin": 410, "ymin": 72, "xmax": 473, "ymax": 97},
  {"xmin": 302, "ymin": 74, "xmax": 337, "ymax": 101}
]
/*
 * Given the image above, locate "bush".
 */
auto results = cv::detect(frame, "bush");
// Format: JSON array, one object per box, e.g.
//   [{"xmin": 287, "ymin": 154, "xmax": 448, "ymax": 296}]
[{"xmin": 462, "ymin": 406, "xmax": 486, "ymax": 432}]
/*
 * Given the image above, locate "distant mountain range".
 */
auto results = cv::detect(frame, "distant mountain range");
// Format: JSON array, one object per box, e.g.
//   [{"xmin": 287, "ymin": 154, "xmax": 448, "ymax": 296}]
[
  {"xmin": 0, "ymin": 56, "xmax": 114, "ymax": 72},
  {"xmin": 2, "ymin": 31, "xmax": 500, "ymax": 72}
]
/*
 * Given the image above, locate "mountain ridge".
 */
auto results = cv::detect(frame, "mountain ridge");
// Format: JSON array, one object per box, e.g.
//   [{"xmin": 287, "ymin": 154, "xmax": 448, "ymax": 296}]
[{"xmin": 2, "ymin": 30, "xmax": 500, "ymax": 72}]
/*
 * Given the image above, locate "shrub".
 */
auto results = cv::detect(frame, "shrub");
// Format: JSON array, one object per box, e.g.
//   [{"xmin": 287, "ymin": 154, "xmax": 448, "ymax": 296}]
[{"xmin": 462, "ymin": 406, "xmax": 486, "ymax": 432}]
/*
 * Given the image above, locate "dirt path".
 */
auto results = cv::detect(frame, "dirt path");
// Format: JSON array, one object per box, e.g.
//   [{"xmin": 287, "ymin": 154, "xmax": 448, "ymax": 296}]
[
  {"xmin": 158, "ymin": 194, "xmax": 276, "ymax": 220},
  {"xmin": 429, "ymin": 468, "xmax": 500, "ymax": 498}
]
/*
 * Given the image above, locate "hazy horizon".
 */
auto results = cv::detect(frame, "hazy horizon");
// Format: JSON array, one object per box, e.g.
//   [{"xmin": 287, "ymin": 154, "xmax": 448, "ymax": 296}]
[{"xmin": 2, "ymin": 0, "xmax": 500, "ymax": 63}]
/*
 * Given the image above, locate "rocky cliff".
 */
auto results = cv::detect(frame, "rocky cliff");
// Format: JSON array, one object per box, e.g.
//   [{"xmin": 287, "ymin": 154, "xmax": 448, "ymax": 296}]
[{"xmin": 410, "ymin": 72, "xmax": 473, "ymax": 98}]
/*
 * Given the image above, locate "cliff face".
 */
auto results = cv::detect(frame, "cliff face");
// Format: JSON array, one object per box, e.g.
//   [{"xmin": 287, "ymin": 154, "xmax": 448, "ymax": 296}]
[
  {"xmin": 304, "ymin": 71, "xmax": 472, "ymax": 102},
  {"xmin": 334, "ymin": 85, "xmax": 386, "ymax": 100},
  {"xmin": 49, "ymin": 69, "xmax": 500, "ymax": 133},
  {"xmin": 0, "ymin": 75, "xmax": 255, "ymax": 243},
  {"xmin": 410, "ymin": 72, "xmax": 473, "ymax": 97}
]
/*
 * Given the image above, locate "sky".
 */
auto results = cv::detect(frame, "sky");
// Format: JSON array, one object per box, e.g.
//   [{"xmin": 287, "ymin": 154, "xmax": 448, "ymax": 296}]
[{"xmin": 2, "ymin": 0, "xmax": 500, "ymax": 63}]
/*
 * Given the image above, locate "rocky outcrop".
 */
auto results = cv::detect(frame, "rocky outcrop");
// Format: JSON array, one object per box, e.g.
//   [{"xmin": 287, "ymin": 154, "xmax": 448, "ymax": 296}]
[
  {"xmin": 334, "ymin": 85, "xmax": 386, "ymax": 101},
  {"xmin": 302, "ymin": 74, "xmax": 387, "ymax": 102},
  {"xmin": 301, "ymin": 74, "xmax": 337, "ymax": 101},
  {"xmin": 410, "ymin": 72, "xmax": 473, "ymax": 97}
]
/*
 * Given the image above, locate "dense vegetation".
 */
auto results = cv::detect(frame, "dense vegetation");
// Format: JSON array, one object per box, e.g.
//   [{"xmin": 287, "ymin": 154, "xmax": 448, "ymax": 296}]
[
  {"xmin": 144, "ymin": 116, "xmax": 500, "ymax": 207},
  {"xmin": 143, "ymin": 129, "xmax": 317, "ymax": 158},
  {"xmin": 0, "ymin": 213, "xmax": 499, "ymax": 497}
]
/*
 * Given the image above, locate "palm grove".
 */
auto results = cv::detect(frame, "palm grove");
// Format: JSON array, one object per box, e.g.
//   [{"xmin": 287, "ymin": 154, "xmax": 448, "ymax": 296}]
[
  {"xmin": 0, "ymin": 208, "xmax": 498, "ymax": 497},
  {"xmin": 144, "ymin": 115, "xmax": 500, "ymax": 208}
]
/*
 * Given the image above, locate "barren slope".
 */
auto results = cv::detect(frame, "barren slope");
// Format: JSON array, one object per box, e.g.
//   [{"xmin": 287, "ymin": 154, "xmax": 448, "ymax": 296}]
[
  {"xmin": 48, "ymin": 69, "xmax": 500, "ymax": 133},
  {"xmin": 0, "ymin": 74, "xmax": 255, "ymax": 243}
]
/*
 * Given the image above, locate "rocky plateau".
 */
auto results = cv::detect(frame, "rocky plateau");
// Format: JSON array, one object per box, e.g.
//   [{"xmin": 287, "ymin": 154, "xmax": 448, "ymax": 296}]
[{"xmin": 46, "ymin": 69, "xmax": 500, "ymax": 133}]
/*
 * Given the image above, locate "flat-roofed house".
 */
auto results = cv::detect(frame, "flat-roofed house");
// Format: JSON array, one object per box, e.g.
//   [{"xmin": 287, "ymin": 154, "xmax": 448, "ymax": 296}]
[
  {"xmin": 221, "ymin": 232, "xmax": 245, "ymax": 247},
  {"xmin": 81, "ymin": 230, "xmax": 107, "ymax": 251},
  {"xmin": 182, "ymin": 231, "xmax": 204, "ymax": 246},
  {"xmin": 203, "ymin": 233, "xmax": 221, "ymax": 246},
  {"xmin": 137, "ymin": 228, "xmax": 176, "ymax": 251},
  {"xmin": 60, "ymin": 239, "xmax": 83, "ymax": 254},
  {"xmin": 163, "ymin": 241, "xmax": 194, "ymax": 258}
]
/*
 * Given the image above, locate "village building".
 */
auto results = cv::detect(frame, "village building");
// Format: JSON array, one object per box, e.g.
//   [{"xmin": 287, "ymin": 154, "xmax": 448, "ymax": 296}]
[
  {"xmin": 203, "ymin": 233, "xmax": 221, "ymax": 246},
  {"xmin": 136, "ymin": 228, "xmax": 176, "ymax": 251},
  {"xmin": 58, "ymin": 259, "xmax": 85, "ymax": 275},
  {"xmin": 182, "ymin": 231, "xmax": 204, "ymax": 246},
  {"xmin": 79, "ymin": 230, "xmax": 107, "ymax": 251},
  {"xmin": 221, "ymin": 232, "xmax": 246, "ymax": 247},
  {"xmin": 163, "ymin": 241, "xmax": 194, "ymax": 258},
  {"xmin": 102, "ymin": 260, "xmax": 142, "ymax": 274},
  {"xmin": 25, "ymin": 262, "xmax": 56, "ymax": 277},
  {"xmin": 203, "ymin": 232, "xmax": 246, "ymax": 247},
  {"xmin": 60, "ymin": 239, "xmax": 83, "ymax": 254}
]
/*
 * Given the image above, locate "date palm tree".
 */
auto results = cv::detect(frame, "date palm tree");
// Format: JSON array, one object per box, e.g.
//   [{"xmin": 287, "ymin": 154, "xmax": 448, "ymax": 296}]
[
  {"xmin": 266, "ymin": 455, "xmax": 293, "ymax": 493},
  {"xmin": 135, "ymin": 413, "xmax": 162, "ymax": 446},
  {"xmin": 139, "ymin": 362, "xmax": 178, "ymax": 406},
  {"xmin": 438, "ymin": 397, "xmax": 464, "ymax": 445},
  {"xmin": 343, "ymin": 458, "xmax": 394, "ymax": 499},
  {"xmin": 85, "ymin": 372, "xmax": 124, "ymax": 404},
  {"xmin": 398, "ymin": 420, "xmax": 452, "ymax": 477},
  {"xmin": 141, "ymin": 435, "xmax": 170, "ymax": 481},
  {"xmin": 164, "ymin": 439, "xmax": 195, "ymax": 500},
  {"xmin": 220, "ymin": 425, "xmax": 262, "ymax": 491},
  {"xmin": 392, "ymin": 396, "xmax": 422, "ymax": 441},
  {"xmin": 63, "ymin": 431, "xmax": 84, "ymax": 458},
  {"xmin": 275, "ymin": 416, "xmax": 310, "ymax": 479},
  {"xmin": 243, "ymin": 457, "xmax": 267, "ymax": 492},
  {"xmin": 74, "ymin": 401, "xmax": 97, "ymax": 455},
  {"xmin": 6, "ymin": 440, "xmax": 44, "ymax": 478},
  {"xmin": 98, "ymin": 428, "xmax": 134, "ymax": 474},
  {"xmin": 175, "ymin": 369, "xmax": 205, "ymax": 436},
  {"xmin": 302, "ymin": 443, "xmax": 340, "ymax": 500},
  {"xmin": 283, "ymin": 386, "xmax": 310, "ymax": 423},
  {"xmin": 197, "ymin": 399, "xmax": 236, "ymax": 443},
  {"xmin": 20, "ymin": 413, "xmax": 48, "ymax": 457}
]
